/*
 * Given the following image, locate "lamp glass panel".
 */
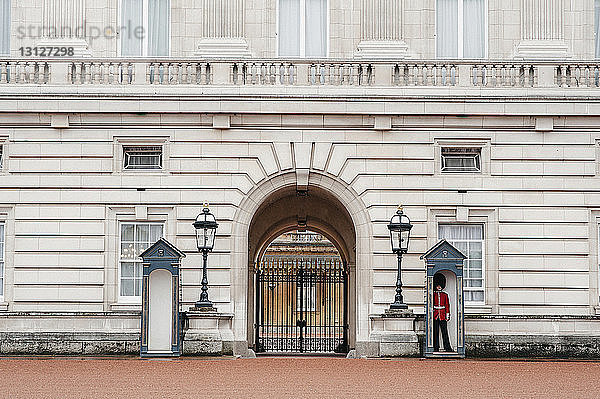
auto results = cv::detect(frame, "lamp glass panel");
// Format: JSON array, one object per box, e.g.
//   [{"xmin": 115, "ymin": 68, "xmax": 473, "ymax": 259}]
[
  {"xmin": 390, "ymin": 229, "xmax": 401, "ymax": 252},
  {"xmin": 400, "ymin": 229, "xmax": 410, "ymax": 252}
]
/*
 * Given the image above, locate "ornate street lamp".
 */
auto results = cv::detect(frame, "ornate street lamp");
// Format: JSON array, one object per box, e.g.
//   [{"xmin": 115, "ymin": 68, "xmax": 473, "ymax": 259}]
[
  {"xmin": 193, "ymin": 203, "xmax": 219, "ymax": 310},
  {"xmin": 387, "ymin": 205, "xmax": 413, "ymax": 311}
]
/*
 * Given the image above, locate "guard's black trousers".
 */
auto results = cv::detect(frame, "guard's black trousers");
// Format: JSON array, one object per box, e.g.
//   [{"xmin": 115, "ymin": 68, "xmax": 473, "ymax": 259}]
[{"xmin": 433, "ymin": 319, "xmax": 453, "ymax": 352}]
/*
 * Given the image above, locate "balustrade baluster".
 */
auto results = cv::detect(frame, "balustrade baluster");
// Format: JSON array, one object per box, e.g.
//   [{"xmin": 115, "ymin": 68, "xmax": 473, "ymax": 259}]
[
  {"xmin": 431, "ymin": 65, "xmax": 439, "ymax": 86},
  {"xmin": 416, "ymin": 65, "xmax": 423, "ymax": 86},
  {"xmin": 401, "ymin": 64, "xmax": 407, "ymax": 86},
  {"xmin": 573, "ymin": 65, "xmax": 580, "ymax": 87},
  {"xmin": 18, "ymin": 62, "xmax": 26, "ymax": 83},
  {"xmin": 181, "ymin": 63, "xmax": 188, "ymax": 84},
  {"xmin": 317, "ymin": 64, "xmax": 323, "ymax": 85},
  {"xmin": 97, "ymin": 63, "xmax": 104, "ymax": 84},
  {"xmin": 10, "ymin": 62, "xmax": 17, "ymax": 84},
  {"xmin": 560, "ymin": 65, "xmax": 567, "ymax": 87},
  {"xmin": 583, "ymin": 66, "xmax": 590, "ymax": 88},
  {"xmin": 82, "ymin": 62, "xmax": 90, "ymax": 84},
  {"xmin": 281, "ymin": 63, "xmax": 288, "ymax": 85},
  {"xmin": 344, "ymin": 64, "xmax": 350, "ymax": 85},
  {"xmin": 518, "ymin": 65, "xmax": 525, "ymax": 87},
  {"xmin": 351, "ymin": 64, "xmax": 358, "ymax": 85},
  {"xmin": 471, "ymin": 65, "xmax": 478, "ymax": 86}
]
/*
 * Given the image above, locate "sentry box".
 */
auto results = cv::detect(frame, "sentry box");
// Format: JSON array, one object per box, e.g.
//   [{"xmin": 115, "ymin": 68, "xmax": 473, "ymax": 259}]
[
  {"xmin": 421, "ymin": 240, "xmax": 466, "ymax": 359},
  {"xmin": 139, "ymin": 238, "xmax": 185, "ymax": 358}
]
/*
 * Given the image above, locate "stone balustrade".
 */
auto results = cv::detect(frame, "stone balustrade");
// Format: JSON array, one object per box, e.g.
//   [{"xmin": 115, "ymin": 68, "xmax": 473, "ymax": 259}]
[{"xmin": 1, "ymin": 58, "xmax": 599, "ymax": 89}]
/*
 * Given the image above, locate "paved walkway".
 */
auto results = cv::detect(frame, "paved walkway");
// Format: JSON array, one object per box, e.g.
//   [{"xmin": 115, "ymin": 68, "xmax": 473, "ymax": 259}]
[{"xmin": 1, "ymin": 357, "xmax": 599, "ymax": 398}]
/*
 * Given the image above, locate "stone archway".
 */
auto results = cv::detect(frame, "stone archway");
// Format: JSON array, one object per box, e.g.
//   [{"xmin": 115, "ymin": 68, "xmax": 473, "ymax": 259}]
[{"xmin": 229, "ymin": 172, "xmax": 372, "ymax": 355}]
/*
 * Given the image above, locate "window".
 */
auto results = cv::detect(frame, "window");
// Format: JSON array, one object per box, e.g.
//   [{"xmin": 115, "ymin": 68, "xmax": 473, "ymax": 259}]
[
  {"xmin": 119, "ymin": 222, "xmax": 163, "ymax": 300},
  {"xmin": 0, "ymin": 223, "xmax": 4, "ymax": 300},
  {"xmin": 121, "ymin": 0, "xmax": 170, "ymax": 56},
  {"xmin": 596, "ymin": 0, "xmax": 600, "ymax": 58},
  {"xmin": 441, "ymin": 147, "xmax": 481, "ymax": 173},
  {"xmin": 296, "ymin": 282, "xmax": 316, "ymax": 311},
  {"xmin": 439, "ymin": 224, "xmax": 484, "ymax": 303},
  {"xmin": 436, "ymin": 0, "xmax": 486, "ymax": 58},
  {"xmin": 123, "ymin": 146, "xmax": 162, "ymax": 170},
  {"xmin": 0, "ymin": 0, "xmax": 9, "ymax": 56},
  {"xmin": 0, "ymin": 145, "xmax": 3, "ymax": 169},
  {"xmin": 278, "ymin": 0, "xmax": 328, "ymax": 57}
]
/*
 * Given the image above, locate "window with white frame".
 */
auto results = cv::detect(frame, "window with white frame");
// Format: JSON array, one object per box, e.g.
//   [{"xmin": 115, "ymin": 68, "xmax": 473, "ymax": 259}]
[
  {"xmin": 278, "ymin": 0, "xmax": 328, "ymax": 57},
  {"xmin": 123, "ymin": 146, "xmax": 162, "ymax": 170},
  {"xmin": 121, "ymin": 0, "xmax": 170, "ymax": 56},
  {"xmin": 0, "ymin": 223, "xmax": 4, "ymax": 299},
  {"xmin": 439, "ymin": 224, "xmax": 484, "ymax": 303},
  {"xmin": 441, "ymin": 147, "xmax": 481, "ymax": 173},
  {"xmin": 296, "ymin": 282, "xmax": 316, "ymax": 311},
  {"xmin": 436, "ymin": 0, "xmax": 486, "ymax": 58},
  {"xmin": 119, "ymin": 222, "xmax": 163, "ymax": 300},
  {"xmin": 0, "ymin": 0, "xmax": 9, "ymax": 56}
]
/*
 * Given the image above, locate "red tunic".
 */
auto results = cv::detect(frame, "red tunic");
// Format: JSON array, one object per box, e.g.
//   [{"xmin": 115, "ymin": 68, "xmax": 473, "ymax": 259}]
[{"xmin": 433, "ymin": 291, "xmax": 450, "ymax": 321}]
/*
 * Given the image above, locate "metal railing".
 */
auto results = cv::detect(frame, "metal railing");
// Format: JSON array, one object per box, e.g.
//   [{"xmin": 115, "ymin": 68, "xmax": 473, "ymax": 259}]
[{"xmin": 1, "ymin": 58, "xmax": 599, "ymax": 89}]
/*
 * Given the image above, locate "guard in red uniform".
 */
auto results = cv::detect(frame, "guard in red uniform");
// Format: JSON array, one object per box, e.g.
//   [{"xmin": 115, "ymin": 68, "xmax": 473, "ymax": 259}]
[{"xmin": 433, "ymin": 284, "xmax": 453, "ymax": 352}]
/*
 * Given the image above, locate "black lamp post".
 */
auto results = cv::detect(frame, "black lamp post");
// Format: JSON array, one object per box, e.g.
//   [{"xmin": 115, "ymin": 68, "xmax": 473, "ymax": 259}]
[
  {"xmin": 387, "ymin": 206, "xmax": 413, "ymax": 311},
  {"xmin": 193, "ymin": 203, "xmax": 218, "ymax": 310}
]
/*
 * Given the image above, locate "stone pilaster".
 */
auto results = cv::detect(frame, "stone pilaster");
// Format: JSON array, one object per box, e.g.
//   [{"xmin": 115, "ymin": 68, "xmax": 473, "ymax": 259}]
[
  {"xmin": 38, "ymin": 0, "xmax": 91, "ymax": 56},
  {"xmin": 195, "ymin": 0, "xmax": 251, "ymax": 58},
  {"xmin": 355, "ymin": 0, "xmax": 410, "ymax": 59},
  {"xmin": 514, "ymin": 0, "xmax": 570, "ymax": 59}
]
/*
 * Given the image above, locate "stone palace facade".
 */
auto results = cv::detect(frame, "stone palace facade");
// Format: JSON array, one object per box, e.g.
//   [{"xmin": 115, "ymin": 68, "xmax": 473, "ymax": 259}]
[{"xmin": 1, "ymin": 0, "xmax": 600, "ymax": 357}]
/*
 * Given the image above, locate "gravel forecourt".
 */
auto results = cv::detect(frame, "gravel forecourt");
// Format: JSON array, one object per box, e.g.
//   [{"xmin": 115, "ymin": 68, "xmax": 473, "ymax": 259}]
[{"xmin": 1, "ymin": 357, "xmax": 599, "ymax": 399}]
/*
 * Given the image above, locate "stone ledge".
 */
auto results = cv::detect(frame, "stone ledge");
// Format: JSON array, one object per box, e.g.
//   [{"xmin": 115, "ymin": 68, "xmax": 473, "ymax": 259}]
[
  {"xmin": 465, "ymin": 315, "xmax": 600, "ymax": 320},
  {"xmin": 0, "ymin": 332, "xmax": 139, "ymax": 355},
  {"xmin": 466, "ymin": 334, "xmax": 600, "ymax": 359},
  {"xmin": 0, "ymin": 311, "xmax": 141, "ymax": 318}
]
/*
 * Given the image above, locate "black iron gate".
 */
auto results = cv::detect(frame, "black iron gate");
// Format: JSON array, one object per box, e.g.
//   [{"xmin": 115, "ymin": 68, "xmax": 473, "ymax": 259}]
[{"xmin": 255, "ymin": 256, "xmax": 348, "ymax": 353}]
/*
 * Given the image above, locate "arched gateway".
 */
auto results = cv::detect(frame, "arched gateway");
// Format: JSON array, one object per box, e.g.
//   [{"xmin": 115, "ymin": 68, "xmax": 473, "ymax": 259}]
[
  {"xmin": 231, "ymin": 172, "xmax": 372, "ymax": 355},
  {"xmin": 256, "ymin": 231, "xmax": 347, "ymax": 353}
]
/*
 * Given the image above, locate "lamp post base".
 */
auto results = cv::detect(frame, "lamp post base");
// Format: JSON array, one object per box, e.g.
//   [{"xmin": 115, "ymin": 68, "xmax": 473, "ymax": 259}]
[
  {"xmin": 389, "ymin": 302, "xmax": 409, "ymax": 310},
  {"xmin": 385, "ymin": 308, "xmax": 413, "ymax": 317},
  {"xmin": 192, "ymin": 301, "xmax": 217, "ymax": 312}
]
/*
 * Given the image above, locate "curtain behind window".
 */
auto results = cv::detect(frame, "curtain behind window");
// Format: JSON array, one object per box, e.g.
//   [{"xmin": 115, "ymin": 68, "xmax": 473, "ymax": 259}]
[
  {"xmin": 148, "ymin": 0, "xmax": 170, "ymax": 56},
  {"xmin": 463, "ymin": 0, "xmax": 485, "ymax": 58},
  {"xmin": 439, "ymin": 224, "xmax": 483, "ymax": 242},
  {"xmin": 596, "ymin": 0, "xmax": 600, "ymax": 57},
  {"xmin": 279, "ymin": 0, "xmax": 301, "ymax": 56},
  {"xmin": 305, "ymin": 0, "xmax": 327, "ymax": 57},
  {"xmin": 121, "ymin": 0, "xmax": 144, "ymax": 56},
  {"xmin": 436, "ymin": 0, "xmax": 458, "ymax": 58},
  {"xmin": 0, "ymin": 0, "xmax": 10, "ymax": 56}
]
